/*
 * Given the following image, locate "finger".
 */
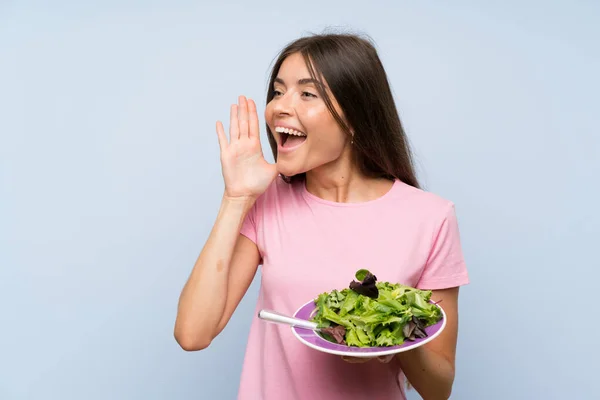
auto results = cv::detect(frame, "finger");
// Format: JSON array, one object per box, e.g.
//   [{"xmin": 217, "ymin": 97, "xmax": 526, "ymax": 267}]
[
  {"xmin": 216, "ymin": 121, "xmax": 228, "ymax": 151},
  {"xmin": 238, "ymin": 95, "xmax": 249, "ymax": 139},
  {"xmin": 248, "ymin": 98, "xmax": 260, "ymax": 139},
  {"xmin": 229, "ymin": 104, "xmax": 239, "ymax": 141},
  {"xmin": 341, "ymin": 356, "xmax": 368, "ymax": 363}
]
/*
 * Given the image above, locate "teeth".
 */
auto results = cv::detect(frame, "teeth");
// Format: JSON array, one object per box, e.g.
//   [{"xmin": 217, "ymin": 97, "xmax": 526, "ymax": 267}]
[{"xmin": 275, "ymin": 126, "xmax": 306, "ymax": 136}]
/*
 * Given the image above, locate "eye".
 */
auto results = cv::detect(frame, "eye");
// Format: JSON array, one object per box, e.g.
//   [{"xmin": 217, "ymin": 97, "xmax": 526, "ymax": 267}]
[
  {"xmin": 302, "ymin": 91, "xmax": 317, "ymax": 98},
  {"xmin": 272, "ymin": 90, "xmax": 283, "ymax": 97}
]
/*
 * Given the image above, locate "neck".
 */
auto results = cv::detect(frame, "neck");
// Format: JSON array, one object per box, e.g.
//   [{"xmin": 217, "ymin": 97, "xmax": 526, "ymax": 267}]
[{"xmin": 304, "ymin": 157, "xmax": 393, "ymax": 203}]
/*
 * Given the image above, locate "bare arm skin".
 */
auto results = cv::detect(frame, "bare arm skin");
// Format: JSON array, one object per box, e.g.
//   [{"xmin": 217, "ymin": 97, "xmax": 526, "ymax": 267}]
[{"xmin": 396, "ymin": 287, "xmax": 460, "ymax": 399}]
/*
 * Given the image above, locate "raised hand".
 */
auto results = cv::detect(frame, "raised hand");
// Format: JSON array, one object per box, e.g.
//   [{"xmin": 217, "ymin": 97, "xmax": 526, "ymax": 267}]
[{"xmin": 216, "ymin": 95, "xmax": 278, "ymax": 200}]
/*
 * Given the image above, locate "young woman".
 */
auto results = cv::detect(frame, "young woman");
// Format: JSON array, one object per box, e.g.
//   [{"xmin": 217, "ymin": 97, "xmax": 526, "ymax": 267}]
[{"xmin": 174, "ymin": 33, "xmax": 469, "ymax": 400}]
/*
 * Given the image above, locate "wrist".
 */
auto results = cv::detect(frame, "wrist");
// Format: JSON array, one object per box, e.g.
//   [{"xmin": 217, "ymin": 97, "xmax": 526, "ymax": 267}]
[
  {"xmin": 220, "ymin": 194, "xmax": 257, "ymax": 215},
  {"xmin": 222, "ymin": 193, "xmax": 257, "ymax": 206}
]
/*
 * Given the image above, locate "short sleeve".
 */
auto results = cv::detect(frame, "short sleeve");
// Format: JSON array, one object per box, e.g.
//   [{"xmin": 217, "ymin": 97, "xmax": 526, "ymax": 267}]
[
  {"xmin": 416, "ymin": 202, "xmax": 470, "ymax": 290},
  {"xmin": 239, "ymin": 202, "xmax": 258, "ymax": 244}
]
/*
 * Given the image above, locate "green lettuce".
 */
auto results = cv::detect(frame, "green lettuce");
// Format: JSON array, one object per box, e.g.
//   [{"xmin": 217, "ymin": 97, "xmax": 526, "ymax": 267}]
[{"xmin": 311, "ymin": 269, "xmax": 443, "ymax": 347}]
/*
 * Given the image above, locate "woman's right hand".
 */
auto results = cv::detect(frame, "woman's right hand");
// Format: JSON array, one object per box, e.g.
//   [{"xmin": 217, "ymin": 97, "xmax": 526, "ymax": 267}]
[{"xmin": 216, "ymin": 95, "xmax": 278, "ymax": 200}]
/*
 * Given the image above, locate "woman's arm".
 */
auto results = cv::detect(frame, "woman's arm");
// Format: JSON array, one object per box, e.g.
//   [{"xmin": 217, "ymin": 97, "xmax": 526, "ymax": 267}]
[
  {"xmin": 396, "ymin": 287, "xmax": 460, "ymax": 400},
  {"xmin": 174, "ymin": 95, "xmax": 277, "ymax": 351},
  {"xmin": 174, "ymin": 196, "xmax": 260, "ymax": 351}
]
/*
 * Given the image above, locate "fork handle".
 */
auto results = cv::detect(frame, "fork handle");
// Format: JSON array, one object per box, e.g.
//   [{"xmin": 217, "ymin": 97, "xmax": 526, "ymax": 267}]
[{"xmin": 258, "ymin": 309, "xmax": 318, "ymax": 330}]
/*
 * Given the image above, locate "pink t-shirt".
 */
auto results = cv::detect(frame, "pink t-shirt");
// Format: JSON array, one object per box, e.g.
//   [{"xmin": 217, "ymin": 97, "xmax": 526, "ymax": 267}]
[{"xmin": 237, "ymin": 177, "xmax": 469, "ymax": 400}]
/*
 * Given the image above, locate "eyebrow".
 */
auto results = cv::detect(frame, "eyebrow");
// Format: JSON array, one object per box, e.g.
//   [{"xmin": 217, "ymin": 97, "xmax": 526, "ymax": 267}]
[{"xmin": 274, "ymin": 77, "xmax": 326, "ymax": 90}]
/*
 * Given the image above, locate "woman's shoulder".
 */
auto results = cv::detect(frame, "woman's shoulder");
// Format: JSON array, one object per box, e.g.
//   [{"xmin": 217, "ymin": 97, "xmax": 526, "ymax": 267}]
[{"xmin": 390, "ymin": 180, "xmax": 458, "ymax": 220}]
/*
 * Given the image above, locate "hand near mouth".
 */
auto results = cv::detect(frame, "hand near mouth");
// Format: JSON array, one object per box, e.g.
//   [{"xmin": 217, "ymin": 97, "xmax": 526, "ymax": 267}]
[{"xmin": 216, "ymin": 95, "xmax": 278, "ymax": 200}]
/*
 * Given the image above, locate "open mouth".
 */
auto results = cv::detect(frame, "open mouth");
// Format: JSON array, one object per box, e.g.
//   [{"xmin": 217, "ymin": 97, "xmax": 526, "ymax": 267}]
[{"xmin": 276, "ymin": 126, "xmax": 307, "ymax": 148}]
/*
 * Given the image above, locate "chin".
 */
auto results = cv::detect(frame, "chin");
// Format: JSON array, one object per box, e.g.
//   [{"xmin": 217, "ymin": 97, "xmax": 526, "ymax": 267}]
[{"xmin": 276, "ymin": 160, "xmax": 305, "ymax": 178}]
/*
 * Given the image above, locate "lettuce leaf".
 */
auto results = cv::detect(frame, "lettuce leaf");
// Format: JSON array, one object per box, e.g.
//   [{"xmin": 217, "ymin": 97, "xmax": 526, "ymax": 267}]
[{"xmin": 311, "ymin": 269, "xmax": 443, "ymax": 347}]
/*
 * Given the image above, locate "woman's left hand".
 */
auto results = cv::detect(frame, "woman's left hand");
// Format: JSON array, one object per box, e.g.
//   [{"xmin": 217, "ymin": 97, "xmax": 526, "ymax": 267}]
[{"xmin": 341, "ymin": 355, "xmax": 395, "ymax": 363}]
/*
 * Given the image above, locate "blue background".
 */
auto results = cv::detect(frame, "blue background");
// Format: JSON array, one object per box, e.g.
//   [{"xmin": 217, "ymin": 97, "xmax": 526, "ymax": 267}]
[{"xmin": 1, "ymin": 1, "xmax": 598, "ymax": 399}]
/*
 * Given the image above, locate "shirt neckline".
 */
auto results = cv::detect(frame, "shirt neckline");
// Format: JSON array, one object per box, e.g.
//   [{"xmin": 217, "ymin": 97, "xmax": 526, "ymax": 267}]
[{"xmin": 300, "ymin": 179, "xmax": 401, "ymax": 208}]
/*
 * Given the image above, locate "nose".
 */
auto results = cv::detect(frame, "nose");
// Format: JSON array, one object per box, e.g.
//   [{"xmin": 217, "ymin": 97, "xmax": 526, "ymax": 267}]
[{"xmin": 272, "ymin": 91, "xmax": 295, "ymax": 116}]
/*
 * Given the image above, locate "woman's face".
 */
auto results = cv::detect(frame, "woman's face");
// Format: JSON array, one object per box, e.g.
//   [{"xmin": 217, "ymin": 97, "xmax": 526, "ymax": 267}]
[{"xmin": 265, "ymin": 52, "xmax": 351, "ymax": 177}]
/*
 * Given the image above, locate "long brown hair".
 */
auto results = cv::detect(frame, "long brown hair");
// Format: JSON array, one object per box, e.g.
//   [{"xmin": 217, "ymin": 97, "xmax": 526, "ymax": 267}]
[{"xmin": 265, "ymin": 32, "xmax": 420, "ymax": 188}]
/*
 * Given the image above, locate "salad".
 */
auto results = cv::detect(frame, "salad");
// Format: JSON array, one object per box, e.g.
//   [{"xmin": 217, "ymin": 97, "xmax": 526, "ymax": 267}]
[{"xmin": 311, "ymin": 269, "xmax": 443, "ymax": 347}]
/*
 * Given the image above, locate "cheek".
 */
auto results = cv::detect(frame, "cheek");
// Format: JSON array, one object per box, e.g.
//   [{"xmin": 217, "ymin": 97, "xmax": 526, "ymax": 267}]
[
  {"xmin": 264, "ymin": 103, "xmax": 274, "ymax": 122},
  {"xmin": 303, "ymin": 107, "xmax": 344, "ymax": 141},
  {"xmin": 302, "ymin": 105, "xmax": 330, "ymax": 127},
  {"xmin": 313, "ymin": 115, "xmax": 346, "ymax": 146},
  {"xmin": 307, "ymin": 130, "xmax": 347, "ymax": 161}
]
